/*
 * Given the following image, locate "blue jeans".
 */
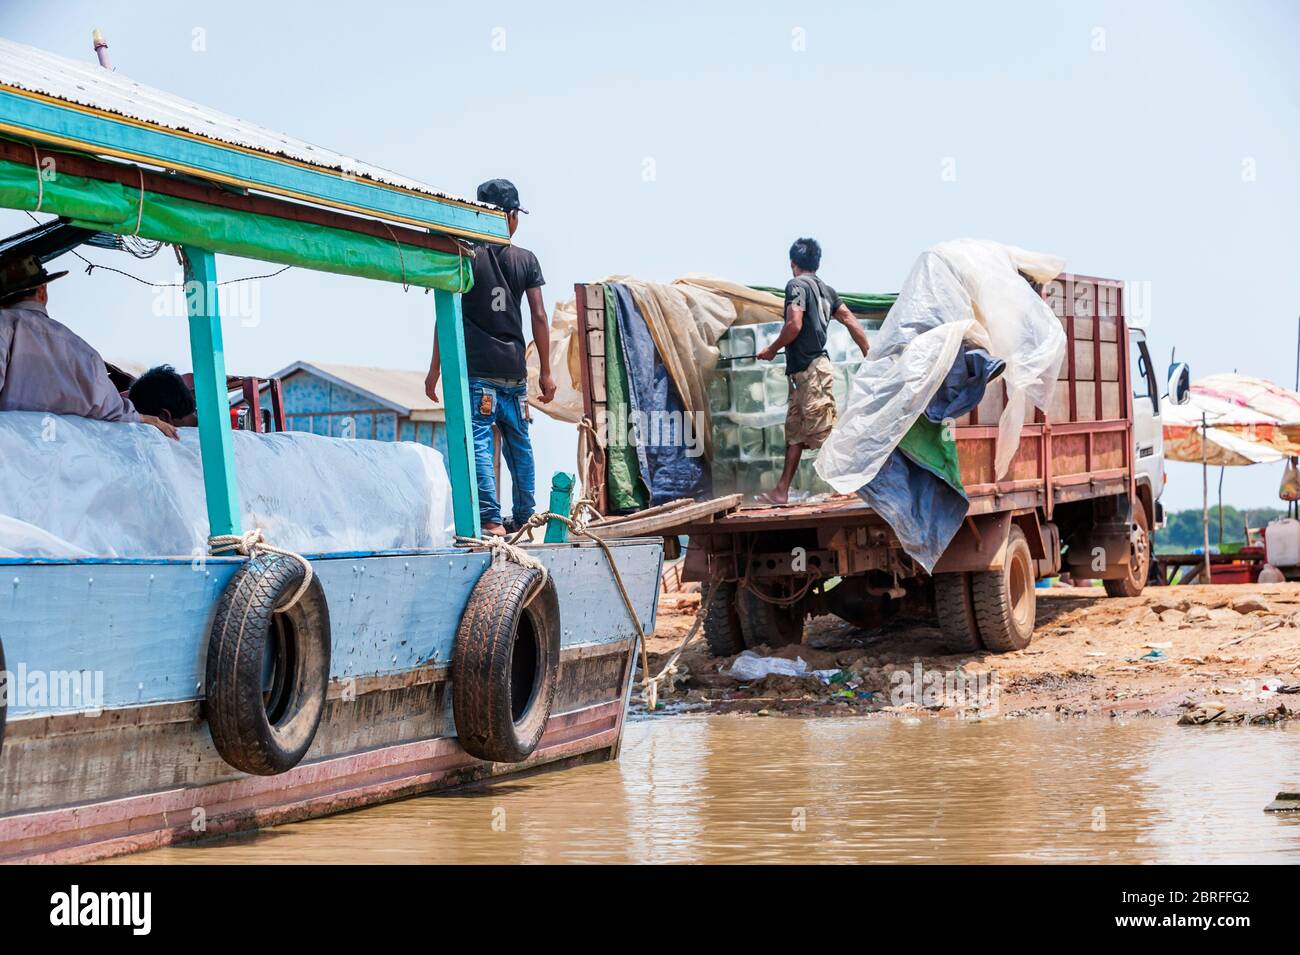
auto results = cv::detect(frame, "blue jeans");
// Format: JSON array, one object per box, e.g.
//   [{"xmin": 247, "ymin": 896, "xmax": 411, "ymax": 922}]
[{"xmin": 468, "ymin": 377, "xmax": 535, "ymax": 528}]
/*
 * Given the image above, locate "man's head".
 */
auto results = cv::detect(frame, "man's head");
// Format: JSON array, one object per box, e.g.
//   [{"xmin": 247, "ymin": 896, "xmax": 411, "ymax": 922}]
[
  {"xmin": 128, "ymin": 365, "xmax": 197, "ymax": 426},
  {"xmin": 789, "ymin": 237, "xmax": 822, "ymax": 276},
  {"xmin": 0, "ymin": 254, "xmax": 67, "ymax": 307},
  {"xmin": 476, "ymin": 179, "xmax": 528, "ymax": 237}
]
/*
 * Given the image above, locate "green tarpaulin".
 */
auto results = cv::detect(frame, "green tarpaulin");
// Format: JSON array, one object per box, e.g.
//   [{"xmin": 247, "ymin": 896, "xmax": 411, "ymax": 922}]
[
  {"xmin": 603, "ymin": 283, "xmax": 649, "ymax": 512},
  {"xmin": 897, "ymin": 415, "xmax": 965, "ymax": 495},
  {"xmin": 751, "ymin": 286, "xmax": 897, "ymax": 314},
  {"xmin": 0, "ymin": 157, "xmax": 473, "ymax": 291}
]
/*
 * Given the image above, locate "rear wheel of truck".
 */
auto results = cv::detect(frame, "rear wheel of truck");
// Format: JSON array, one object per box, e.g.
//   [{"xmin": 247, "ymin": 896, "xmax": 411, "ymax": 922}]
[
  {"xmin": 933, "ymin": 572, "xmax": 984, "ymax": 653},
  {"xmin": 737, "ymin": 584, "xmax": 806, "ymax": 648},
  {"xmin": 971, "ymin": 526, "xmax": 1037, "ymax": 653},
  {"xmin": 1104, "ymin": 505, "xmax": 1151, "ymax": 598},
  {"xmin": 702, "ymin": 581, "xmax": 745, "ymax": 657}
]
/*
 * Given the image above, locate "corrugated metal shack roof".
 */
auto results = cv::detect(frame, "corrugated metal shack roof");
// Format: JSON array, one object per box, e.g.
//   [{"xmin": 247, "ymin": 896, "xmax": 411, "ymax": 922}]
[
  {"xmin": 0, "ymin": 37, "xmax": 495, "ymax": 213},
  {"xmin": 269, "ymin": 361, "xmax": 445, "ymax": 421}
]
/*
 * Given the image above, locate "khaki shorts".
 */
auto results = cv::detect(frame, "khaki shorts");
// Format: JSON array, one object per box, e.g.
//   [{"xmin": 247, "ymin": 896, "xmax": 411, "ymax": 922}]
[{"xmin": 785, "ymin": 355, "xmax": 837, "ymax": 449}]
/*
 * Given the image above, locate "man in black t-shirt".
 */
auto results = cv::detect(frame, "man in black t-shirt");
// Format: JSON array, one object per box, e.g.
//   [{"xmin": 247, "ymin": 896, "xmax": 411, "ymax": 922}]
[
  {"xmin": 754, "ymin": 237, "xmax": 870, "ymax": 505},
  {"xmin": 425, "ymin": 179, "xmax": 555, "ymax": 535}
]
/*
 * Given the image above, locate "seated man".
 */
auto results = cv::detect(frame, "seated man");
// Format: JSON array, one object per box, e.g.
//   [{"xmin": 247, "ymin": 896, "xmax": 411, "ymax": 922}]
[
  {"xmin": 128, "ymin": 365, "xmax": 198, "ymax": 427},
  {"xmin": 0, "ymin": 255, "xmax": 177, "ymax": 438}
]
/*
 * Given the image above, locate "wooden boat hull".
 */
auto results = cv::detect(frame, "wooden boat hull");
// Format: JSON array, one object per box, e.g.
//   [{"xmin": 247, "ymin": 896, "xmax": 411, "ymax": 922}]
[{"xmin": 0, "ymin": 538, "xmax": 661, "ymax": 863}]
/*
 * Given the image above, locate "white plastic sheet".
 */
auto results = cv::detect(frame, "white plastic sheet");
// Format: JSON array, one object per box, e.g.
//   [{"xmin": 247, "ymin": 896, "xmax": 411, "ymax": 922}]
[
  {"xmin": 0, "ymin": 413, "xmax": 453, "ymax": 558},
  {"xmin": 725, "ymin": 650, "xmax": 841, "ymax": 684},
  {"xmin": 817, "ymin": 239, "xmax": 1065, "ymax": 492}
]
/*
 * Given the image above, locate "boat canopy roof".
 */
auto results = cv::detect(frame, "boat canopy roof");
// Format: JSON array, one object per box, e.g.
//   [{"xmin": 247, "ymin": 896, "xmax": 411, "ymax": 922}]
[{"xmin": 0, "ymin": 38, "xmax": 508, "ymax": 246}]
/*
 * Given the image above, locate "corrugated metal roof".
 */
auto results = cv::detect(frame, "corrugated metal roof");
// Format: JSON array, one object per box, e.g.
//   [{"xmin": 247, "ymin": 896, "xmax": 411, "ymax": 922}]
[
  {"xmin": 270, "ymin": 361, "xmax": 444, "ymax": 419},
  {"xmin": 0, "ymin": 37, "xmax": 494, "ymax": 212}
]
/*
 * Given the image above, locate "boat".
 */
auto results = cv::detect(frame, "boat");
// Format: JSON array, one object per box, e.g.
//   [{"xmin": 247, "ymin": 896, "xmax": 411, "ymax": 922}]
[{"xmin": 0, "ymin": 37, "xmax": 662, "ymax": 863}]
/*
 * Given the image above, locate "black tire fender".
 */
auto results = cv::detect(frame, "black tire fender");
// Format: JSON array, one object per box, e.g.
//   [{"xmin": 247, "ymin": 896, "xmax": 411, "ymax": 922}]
[
  {"xmin": 452, "ymin": 561, "xmax": 561, "ymax": 763},
  {"xmin": 205, "ymin": 555, "xmax": 331, "ymax": 776}
]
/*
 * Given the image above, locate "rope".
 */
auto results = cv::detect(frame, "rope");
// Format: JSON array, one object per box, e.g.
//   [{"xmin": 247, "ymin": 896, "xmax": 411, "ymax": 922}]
[
  {"xmin": 639, "ymin": 578, "xmax": 719, "ymax": 711},
  {"xmin": 454, "ymin": 532, "xmax": 549, "ymax": 604},
  {"xmin": 132, "ymin": 165, "xmax": 145, "ymax": 236},
  {"xmin": 453, "ymin": 238, "xmax": 472, "ymax": 293},
  {"xmin": 496, "ymin": 508, "xmax": 656, "ymax": 701},
  {"xmin": 574, "ymin": 417, "xmax": 602, "ymax": 518},
  {"xmin": 32, "ymin": 144, "xmax": 43, "ymax": 212},
  {"xmin": 457, "ymin": 489, "xmax": 703, "ymax": 711},
  {"xmin": 208, "ymin": 529, "xmax": 315, "ymax": 612},
  {"xmin": 381, "ymin": 222, "xmax": 409, "ymax": 291}
]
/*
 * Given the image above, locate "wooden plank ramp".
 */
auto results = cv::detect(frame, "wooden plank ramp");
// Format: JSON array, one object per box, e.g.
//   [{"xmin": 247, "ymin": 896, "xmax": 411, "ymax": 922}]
[{"xmin": 588, "ymin": 494, "xmax": 742, "ymax": 539}]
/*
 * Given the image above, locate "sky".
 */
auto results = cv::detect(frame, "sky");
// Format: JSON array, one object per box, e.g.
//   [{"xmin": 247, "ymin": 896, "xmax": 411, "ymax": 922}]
[{"xmin": 2, "ymin": 0, "xmax": 1297, "ymax": 512}]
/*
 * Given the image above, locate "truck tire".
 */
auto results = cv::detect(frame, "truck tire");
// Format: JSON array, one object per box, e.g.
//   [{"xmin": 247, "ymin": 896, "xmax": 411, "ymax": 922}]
[
  {"xmin": 702, "ymin": 581, "xmax": 745, "ymax": 657},
  {"xmin": 933, "ymin": 572, "xmax": 983, "ymax": 653},
  {"xmin": 971, "ymin": 526, "xmax": 1037, "ymax": 653},
  {"xmin": 737, "ymin": 584, "xmax": 806, "ymax": 648},
  {"xmin": 1104, "ymin": 505, "xmax": 1151, "ymax": 598}
]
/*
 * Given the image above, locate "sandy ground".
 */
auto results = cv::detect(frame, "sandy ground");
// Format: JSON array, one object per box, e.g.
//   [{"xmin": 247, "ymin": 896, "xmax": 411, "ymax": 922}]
[{"xmin": 643, "ymin": 583, "xmax": 1300, "ymax": 722}]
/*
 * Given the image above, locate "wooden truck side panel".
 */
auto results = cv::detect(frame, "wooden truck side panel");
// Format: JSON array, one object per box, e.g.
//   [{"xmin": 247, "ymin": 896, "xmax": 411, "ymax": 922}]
[{"xmin": 950, "ymin": 274, "xmax": 1134, "ymax": 519}]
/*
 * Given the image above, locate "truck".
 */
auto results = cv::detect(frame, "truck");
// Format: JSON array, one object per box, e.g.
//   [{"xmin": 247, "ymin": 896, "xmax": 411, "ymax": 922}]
[{"xmin": 573, "ymin": 274, "xmax": 1187, "ymax": 655}]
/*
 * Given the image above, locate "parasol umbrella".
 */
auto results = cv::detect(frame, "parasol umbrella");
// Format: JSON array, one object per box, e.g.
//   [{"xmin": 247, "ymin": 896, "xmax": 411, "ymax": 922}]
[{"xmin": 1162, "ymin": 373, "xmax": 1300, "ymax": 580}]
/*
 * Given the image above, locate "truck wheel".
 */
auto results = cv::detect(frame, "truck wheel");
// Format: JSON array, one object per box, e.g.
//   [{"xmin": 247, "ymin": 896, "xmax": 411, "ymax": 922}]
[
  {"xmin": 933, "ymin": 573, "xmax": 983, "ymax": 653},
  {"xmin": 1104, "ymin": 505, "xmax": 1151, "ymax": 598},
  {"xmin": 737, "ymin": 585, "xmax": 806, "ymax": 648},
  {"xmin": 702, "ymin": 581, "xmax": 745, "ymax": 657},
  {"xmin": 971, "ymin": 526, "xmax": 1037, "ymax": 653}
]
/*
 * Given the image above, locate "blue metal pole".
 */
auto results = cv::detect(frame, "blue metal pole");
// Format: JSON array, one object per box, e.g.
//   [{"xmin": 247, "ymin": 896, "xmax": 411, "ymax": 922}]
[
  {"xmin": 433, "ymin": 288, "xmax": 481, "ymax": 539},
  {"xmin": 182, "ymin": 246, "xmax": 242, "ymax": 540}
]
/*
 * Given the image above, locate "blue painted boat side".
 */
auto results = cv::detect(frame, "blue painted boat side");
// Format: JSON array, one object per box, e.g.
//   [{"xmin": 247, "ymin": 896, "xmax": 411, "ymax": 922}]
[
  {"xmin": 0, "ymin": 541, "xmax": 662, "ymax": 716},
  {"xmin": 0, "ymin": 89, "xmax": 510, "ymax": 242}
]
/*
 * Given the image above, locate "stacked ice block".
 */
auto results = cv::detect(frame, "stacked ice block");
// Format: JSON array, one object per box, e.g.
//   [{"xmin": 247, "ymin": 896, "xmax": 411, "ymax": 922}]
[{"xmin": 710, "ymin": 318, "xmax": 879, "ymax": 498}]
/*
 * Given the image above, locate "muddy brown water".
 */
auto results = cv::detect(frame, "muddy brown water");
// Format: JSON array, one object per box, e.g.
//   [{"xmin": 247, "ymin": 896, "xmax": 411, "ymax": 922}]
[{"xmin": 113, "ymin": 716, "xmax": 1300, "ymax": 864}]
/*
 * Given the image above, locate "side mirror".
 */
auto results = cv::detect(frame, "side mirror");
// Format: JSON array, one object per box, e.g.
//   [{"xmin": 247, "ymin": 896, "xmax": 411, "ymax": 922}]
[{"xmin": 1167, "ymin": 362, "xmax": 1191, "ymax": 405}]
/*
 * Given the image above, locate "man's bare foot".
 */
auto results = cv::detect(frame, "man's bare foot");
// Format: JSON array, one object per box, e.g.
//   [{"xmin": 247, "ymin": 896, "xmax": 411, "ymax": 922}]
[
  {"xmin": 483, "ymin": 522, "xmax": 508, "ymax": 537},
  {"xmin": 754, "ymin": 489, "xmax": 789, "ymax": 506}
]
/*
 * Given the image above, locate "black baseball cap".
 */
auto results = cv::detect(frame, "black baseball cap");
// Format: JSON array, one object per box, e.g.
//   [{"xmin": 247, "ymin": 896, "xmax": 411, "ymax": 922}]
[{"xmin": 476, "ymin": 179, "xmax": 528, "ymax": 214}]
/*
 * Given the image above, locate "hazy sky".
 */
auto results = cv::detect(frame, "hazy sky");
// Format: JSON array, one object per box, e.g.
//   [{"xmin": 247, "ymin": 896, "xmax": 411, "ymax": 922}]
[{"xmin": 3, "ymin": 1, "xmax": 1297, "ymax": 512}]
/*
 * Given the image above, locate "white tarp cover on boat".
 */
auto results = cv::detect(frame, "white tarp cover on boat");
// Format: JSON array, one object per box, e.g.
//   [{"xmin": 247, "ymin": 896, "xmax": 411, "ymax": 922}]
[
  {"xmin": 816, "ymin": 239, "xmax": 1067, "ymax": 493},
  {"xmin": 0, "ymin": 413, "xmax": 453, "ymax": 558}
]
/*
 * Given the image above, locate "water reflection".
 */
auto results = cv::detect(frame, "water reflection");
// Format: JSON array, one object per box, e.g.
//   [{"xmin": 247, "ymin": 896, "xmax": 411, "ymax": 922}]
[{"xmin": 111, "ymin": 717, "xmax": 1300, "ymax": 864}]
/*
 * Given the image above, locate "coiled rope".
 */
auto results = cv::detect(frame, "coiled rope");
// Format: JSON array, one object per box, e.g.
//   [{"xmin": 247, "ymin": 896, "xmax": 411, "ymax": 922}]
[{"xmin": 208, "ymin": 529, "xmax": 315, "ymax": 612}]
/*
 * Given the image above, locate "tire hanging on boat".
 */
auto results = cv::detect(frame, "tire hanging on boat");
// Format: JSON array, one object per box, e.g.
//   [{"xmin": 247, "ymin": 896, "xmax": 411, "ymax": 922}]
[
  {"xmin": 0, "ymin": 636, "xmax": 6, "ymax": 756},
  {"xmin": 452, "ymin": 561, "xmax": 561, "ymax": 763},
  {"xmin": 205, "ymin": 554, "xmax": 331, "ymax": 776}
]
